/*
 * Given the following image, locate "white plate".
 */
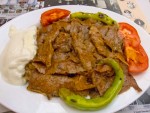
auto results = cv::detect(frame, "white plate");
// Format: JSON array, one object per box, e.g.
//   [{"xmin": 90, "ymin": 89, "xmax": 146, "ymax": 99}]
[{"xmin": 0, "ymin": 5, "xmax": 150, "ymax": 113}]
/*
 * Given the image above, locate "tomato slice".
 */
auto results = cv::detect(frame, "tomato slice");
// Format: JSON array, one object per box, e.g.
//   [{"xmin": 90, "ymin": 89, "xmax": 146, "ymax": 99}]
[
  {"xmin": 119, "ymin": 22, "xmax": 141, "ymax": 47},
  {"xmin": 41, "ymin": 8, "xmax": 70, "ymax": 26},
  {"xmin": 125, "ymin": 45, "xmax": 149, "ymax": 73},
  {"xmin": 119, "ymin": 22, "xmax": 148, "ymax": 73}
]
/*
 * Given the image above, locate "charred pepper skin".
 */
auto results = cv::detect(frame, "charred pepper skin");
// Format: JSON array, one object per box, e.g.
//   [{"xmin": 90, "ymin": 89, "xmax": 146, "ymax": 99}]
[
  {"xmin": 59, "ymin": 58, "xmax": 124, "ymax": 111},
  {"xmin": 70, "ymin": 12, "xmax": 118, "ymax": 26}
]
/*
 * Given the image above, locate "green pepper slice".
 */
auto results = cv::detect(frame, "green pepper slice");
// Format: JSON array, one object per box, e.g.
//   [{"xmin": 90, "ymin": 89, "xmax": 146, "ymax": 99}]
[
  {"xmin": 59, "ymin": 58, "xmax": 124, "ymax": 110},
  {"xmin": 70, "ymin": 12, "xmax": 118, "ymax": 26}
]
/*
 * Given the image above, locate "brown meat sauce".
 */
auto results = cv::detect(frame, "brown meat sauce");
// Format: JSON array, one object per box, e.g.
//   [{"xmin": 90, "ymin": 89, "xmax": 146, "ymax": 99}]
[{"xmin": 25, "ymin": 18, "xmax": 141, "ymax": 99}]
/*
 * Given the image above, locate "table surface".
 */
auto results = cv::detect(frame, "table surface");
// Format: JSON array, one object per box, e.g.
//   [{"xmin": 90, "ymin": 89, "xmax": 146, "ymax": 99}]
[{"xmin": 0, "ymin": 0, "xmax": 150, "ymax": 113}]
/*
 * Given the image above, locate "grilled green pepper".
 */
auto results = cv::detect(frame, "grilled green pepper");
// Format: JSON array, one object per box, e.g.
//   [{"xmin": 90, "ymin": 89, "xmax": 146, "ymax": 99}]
[
  {"xmin": 59, "ymin": 58, "xmax": 124, "ymax": 110},
  {"xmin": 70, "ymin": 12, "xmax": 117, "ymax": 25}
]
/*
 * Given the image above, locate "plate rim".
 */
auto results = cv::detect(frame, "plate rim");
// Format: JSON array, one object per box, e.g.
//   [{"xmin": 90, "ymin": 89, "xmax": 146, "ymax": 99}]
[{"xmin": 0, "ymin": 5, "xmax": 150, "ymax": 113}]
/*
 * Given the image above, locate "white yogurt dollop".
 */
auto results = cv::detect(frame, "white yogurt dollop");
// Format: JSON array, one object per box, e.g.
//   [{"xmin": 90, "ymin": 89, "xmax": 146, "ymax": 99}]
[{"xmin": 0, "ymin": 26, "xmax": 37, "ymax": 85}]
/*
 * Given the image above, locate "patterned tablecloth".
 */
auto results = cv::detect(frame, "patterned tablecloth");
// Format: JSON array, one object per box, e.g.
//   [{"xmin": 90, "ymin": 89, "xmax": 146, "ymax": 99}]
[{"xmin": 0, "ymin": 0, "xmax": 150, "ymax": 113}]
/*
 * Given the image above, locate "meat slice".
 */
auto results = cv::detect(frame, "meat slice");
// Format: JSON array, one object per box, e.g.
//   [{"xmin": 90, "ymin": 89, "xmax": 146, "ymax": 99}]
[
  {"xmin": 33, "ymin": 39, "xmax": 54, "ymax": 68},
  {"xmin": 92, "ymin": 71, "xmax": 114, "ymax": 96},
  {"xmin": 95, "ymin": 64, "xmax": 114, "ymax": 76},
  {"xmin": 32, "ymin": 62, "xmax": 46, "ymax": 74},
  {"xmin": 55, "ymin": 19, "xmax": 71, "ymax": 32},
  {"xmin": 120, "ymin": 74, "xmax": 142, "ymax": 93},
  {"xmin": 74, "ymin": 73, "xmax": 95, "ymax": 91},
  {"xmin": 71, "ymin": 34, "xmax": 96, "ymax": 70},
  {"xmin": 46, "ymin": 52, "xmax": 85, "ymax": 74},
  {"xmin": 90, "ymin": 26, "xmax": 126, "ymax": 64},
  {"xmin": 34, "ymin": 23, "xmax": 61, "ymax": 67},
  {"xmin": 70, "ymin": 20, "xmax": 96, "ymax": 70},
  {"xmin": 27, "ymin": 70, "xmax": 75, "ymax": 98},
  {"xmin": 27, "ymin": 70, "xmax": 95, "ymax": 98},
  {"xmin": 102, "ymin": 25, "xmax": 123, "ymax": 53},
  {"xmin": 99, "ymin": 26, "xmax": 109, "ymax": 37},
  {"xmin": 119, "ymin": 61, "xmax": 142, "ymax": 93},
  {"xmin": 47, "ymin": 60, "xmax": 84, "ymax": 74},
  {"xmin": 53, "ymin": 32, "xmax": 72, "ymax": 53},
  {"xmin": 47, "ymin": 30, "xmax": 85, "ymax": 74},
  {"xmin": 89, "ymin": 26, "xmax": 112, "ymax": 57},
  {"xmin": 128, "ymin": 74, "xmax": 142, "ymax": 92}
]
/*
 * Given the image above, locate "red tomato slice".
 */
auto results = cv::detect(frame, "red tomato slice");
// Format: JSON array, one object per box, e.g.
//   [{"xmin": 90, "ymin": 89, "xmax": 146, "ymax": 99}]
[
  {"xmin": 119, "ymin": 22, "xmax": 148, "ymax": 74},
  {"xmin": 119, "ymin": 22, "xmax": 141, "ymax": 47},
  {"xmin": 41, "ymin": 8, "xmax": 70, "ymax": 26},
  {"xmin": 125, "ymin": 45, "xmax": 149, "ymax": 73}
]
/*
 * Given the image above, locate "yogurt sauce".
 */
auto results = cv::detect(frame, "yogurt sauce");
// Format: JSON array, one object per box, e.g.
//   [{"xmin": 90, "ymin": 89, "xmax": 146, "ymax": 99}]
[{"xmin": 0, "ymin": 26, "xmax": 37, "ymax": 85}]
